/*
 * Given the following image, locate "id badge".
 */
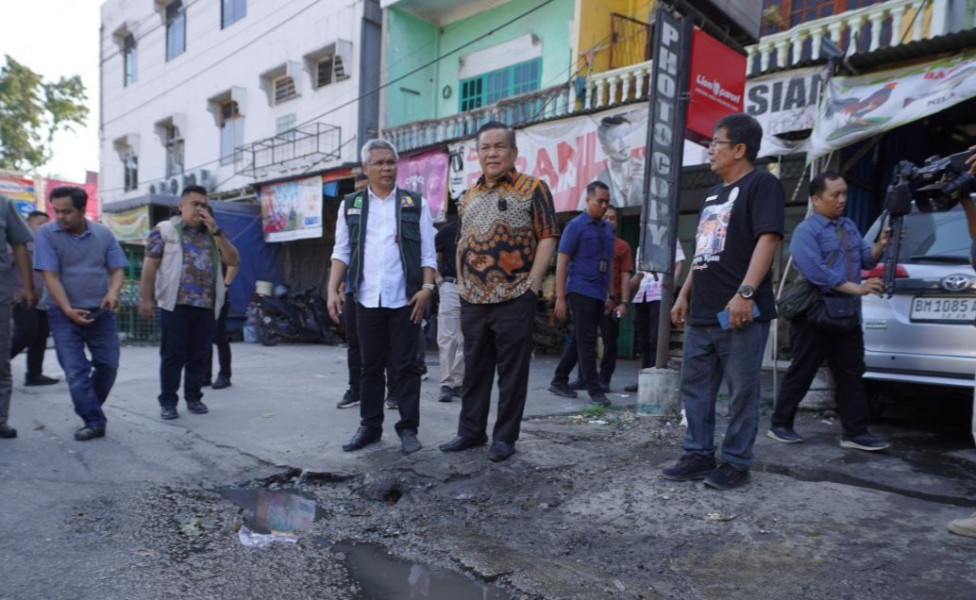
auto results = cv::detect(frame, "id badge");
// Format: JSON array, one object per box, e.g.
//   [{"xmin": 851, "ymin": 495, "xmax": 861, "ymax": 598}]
[{"xmin": 599, "ymin": 260, "xmax": 607, "ymax": 273}]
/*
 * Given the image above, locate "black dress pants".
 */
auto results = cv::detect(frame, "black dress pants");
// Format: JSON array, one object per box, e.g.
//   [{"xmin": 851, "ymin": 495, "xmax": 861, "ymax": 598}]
[
  {"xmin": 553, "ymin": 292, "xmax": 604, "ymax": 395},
  {"xmin": 345, "ymin": 293, "xmax": 395, "ymax": 401},
  {"xmin": 634, "ymin": 300, "xmax": 661, "ymax": 369},
  {"xmin": 771, "ymin": 316, "xmax": 871, "ymax": 438},
  {"xmin": 598, "ymin": 312, "xmax": 619, "ymax": 385},
  {"xmin": 458, "ymin": 291, "xmax": 536, "ymax": 444},
  {"xmin": 11, "ymin": 302, "xmax": 49, "ymax": 379},
  {"xmin": 206, "ymin": 298, "xmax": 231, "ymax": 380},
  {"xmin": 357, "ymin": 304, "xmax": 420, "ymax": 434}
]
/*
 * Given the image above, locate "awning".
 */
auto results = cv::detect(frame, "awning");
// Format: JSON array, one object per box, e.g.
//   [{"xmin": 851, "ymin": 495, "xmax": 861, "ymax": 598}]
[{"xmin": 101, "ymin": 193, "xmax": 180, "ymax": 214}]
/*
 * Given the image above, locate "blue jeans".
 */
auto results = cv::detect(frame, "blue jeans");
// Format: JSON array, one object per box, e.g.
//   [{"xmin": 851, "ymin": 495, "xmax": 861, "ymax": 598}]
[
  {"xmin": 48, "ymin": 307, "xmax": 120, "ymax": 428},
  {"xmin": 679, "ymin": 321, "xmax": 771, "ymax": 468}
]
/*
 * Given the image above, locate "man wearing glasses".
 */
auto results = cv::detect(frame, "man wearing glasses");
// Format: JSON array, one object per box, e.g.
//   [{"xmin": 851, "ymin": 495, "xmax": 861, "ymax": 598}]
[
  {"xmin": 662, "ymin": 113, "xmax": 785, "ymax": 490},
  {"xmin": 328, "ymin": 139, "xmax": 437, "ymax": 455}
]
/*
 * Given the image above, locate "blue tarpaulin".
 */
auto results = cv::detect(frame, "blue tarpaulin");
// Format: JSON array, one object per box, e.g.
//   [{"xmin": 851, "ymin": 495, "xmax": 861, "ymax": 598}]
[{"xmin": 212, "ymin": 201, "xmax": 283, "ymax": 319}]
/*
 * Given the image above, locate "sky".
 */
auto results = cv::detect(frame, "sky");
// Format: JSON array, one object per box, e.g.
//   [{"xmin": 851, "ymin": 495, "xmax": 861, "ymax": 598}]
[{"xmin": 0, "ymin": 0, "xmax": 103, "ymax": 181}]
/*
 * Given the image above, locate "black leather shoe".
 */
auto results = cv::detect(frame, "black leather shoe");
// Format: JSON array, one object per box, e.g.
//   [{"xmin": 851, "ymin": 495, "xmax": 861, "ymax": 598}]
[
  {"xmin": 439, "ymin": 435, "xmax": 488, "ymax": 452},
  {"xmin": 342, "ymin": 426, "xmax": 381, "ymax": 452},
  {"xmin": 211, "ymin": 376, "xmax": 231, "ymax": 390},
  {"xmin": 548, "ymin": 382, "xmax": 578, "ymax": 398},
  {"xmin": 588, "ymin": 392, "xmax": 612, "ymax": 407},
  {"xmin": 25, "ymin": 375, "xmax": 59, "ymax": 386},
  {"xmin": 160, "ymin": 406, "xmax": 179, "ymax": 420},
  {"xmin": 488, "ymin": 440, "xmax": 516, "ymax": 462},
  {"xmin": 438, "ymin": 386, "xmax": 453, "ymax": 403},
  {"xmin": 186, "ymin": 400, "xmax": 209, "ymax": 414},
  {"xmin": 400, "ymin": 430, "xmax": 422, "ymax": 455},
  {"xmin": 336, "ymin": 390, "xmax": 360, "ymax": 409},
  {"xmin": 74, "ymin": 425, "xmax": 105, "ymax": 441},
  {"xmin": 0, "ymin": 423, "xmax": 17, "ymax": 438},
  {"xmin": 567, "ymin": 379, "xmax": 585, "ymax": 390}
]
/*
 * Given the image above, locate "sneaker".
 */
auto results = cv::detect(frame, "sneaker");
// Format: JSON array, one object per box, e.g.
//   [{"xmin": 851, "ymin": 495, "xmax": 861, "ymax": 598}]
[
  {"xmin": 548, "ymin": 382, "xmax": 578, "ymax": 398},
  {"xmin": 336, "ymin": 390, "xmax": 360, "ymax": 409},
  {"xmin": 438, "ymin": 386, "xmax": 453, "ymax": 403},
  {"xmin": 704, "ymin": 463, "xmax": 751, "ymax": 490},
  {"xmin": 588, "ymin": 392, "xmax": 611, "ymax": 407},
  {"xmin": 567, "ymin": 379, "xmax": 585, "ymax": 390},
  {"xmin": 661, "ymin": 453, "xmax": 716, "ymax": 481},
  {"xmin": 948, "ymin": 513, "xmax": 976, "ymax": 538},
  {"xmin": 386, "ymin": 398, "xmax": 399, "ymax": 410},
  {"xmin": 840, "ymin": 433, "xmax": 889, "ymax": 452},
  {"xmin": 74, "ymin": 425, "xmax": 106, "ymax": 441},
  {"xmin": 25, "ymin": 374, "xmax": 59, "ymax": 386},
  {"xmin": 767, "ymin": 426, "xmax": 803, "ymax": 444}
]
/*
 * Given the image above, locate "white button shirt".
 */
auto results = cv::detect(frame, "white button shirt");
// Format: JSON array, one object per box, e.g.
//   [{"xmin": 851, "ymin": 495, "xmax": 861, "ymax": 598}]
[{"xmin": 331, "ymin": 186, "xmax": 437, "ymax": 309}]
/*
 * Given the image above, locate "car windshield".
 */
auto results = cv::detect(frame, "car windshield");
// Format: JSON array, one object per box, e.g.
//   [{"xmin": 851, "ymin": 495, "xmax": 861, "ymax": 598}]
[{"xmin": 866, "ymin": 205, "xmax": 972, "ymax": 263}]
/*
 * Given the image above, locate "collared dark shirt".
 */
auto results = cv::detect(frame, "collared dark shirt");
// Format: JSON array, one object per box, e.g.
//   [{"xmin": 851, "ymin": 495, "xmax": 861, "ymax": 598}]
[
  {"xmin": 790, "ymin": 213, "xmax": 876, "ymax": 292},
  {"xmin": 146, "ymin": 225, "xmax": 217, "ymax": 309},
  {"xmin": 457, "ymin": 170, "xmax": 559, "ymax": 304},
  {"xmin": 559, "ymin": 212, "xmax": 615, "ymax": 301}
]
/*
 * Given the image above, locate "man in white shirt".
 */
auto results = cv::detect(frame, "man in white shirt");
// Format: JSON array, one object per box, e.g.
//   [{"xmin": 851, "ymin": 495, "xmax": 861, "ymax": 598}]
[{"xmin": 328, "ymin": 139, "xmax": 437, "ymax": 455}]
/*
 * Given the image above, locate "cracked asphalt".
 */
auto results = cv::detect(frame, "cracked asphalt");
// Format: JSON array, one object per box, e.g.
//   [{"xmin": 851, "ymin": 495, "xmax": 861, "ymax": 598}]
[{"xmin": 1, "ymin": 342, "xmax": 974, "ymax": 599}]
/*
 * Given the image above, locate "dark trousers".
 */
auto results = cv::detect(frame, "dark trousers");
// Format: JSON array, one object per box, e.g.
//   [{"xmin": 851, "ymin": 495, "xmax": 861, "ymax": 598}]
[
  {"xmin": 598, "ymin": 312, "xmax": 619, "ymax": 385},
  {"xmin": 206, "ymin": 299, "xmax": 231, "ymax": 380},
  {"xmin": 357, "ymin": 304, "xmax": 420, "ymax": 434},
  {"xmin": 771, "ymin": 317, "xmax": 871, "ymax": 438},
  {"xmin": 158, "ymin": 305, "xmax": 216, "ymax": 408},
  {"xmin": 635, "ymin": 300, "xmax": 661, "ymax": 369},
  {"xmin": 553, "ymin": 293, "xmax": 604, "ymax": 395},
  {"xmin": 11, "ymin": 302, "xmax": 49, "ymax": 379},
  {"xmin": 344, "ymin": 294, "xmax": 395, "ymax": 400},
  {"xmin": 458, "ymin": 291, "xmax": 536, "ymax": 444}
]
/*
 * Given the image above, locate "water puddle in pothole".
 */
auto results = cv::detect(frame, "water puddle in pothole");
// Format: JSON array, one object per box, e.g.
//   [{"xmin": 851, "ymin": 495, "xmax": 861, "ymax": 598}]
[
  {"xmin": 334, "ymin": 541, "xmax": 512, "ymax": 600},
  {"xmin": 219, "ymin": 487, "xmax": 326, "ymax": 547}
]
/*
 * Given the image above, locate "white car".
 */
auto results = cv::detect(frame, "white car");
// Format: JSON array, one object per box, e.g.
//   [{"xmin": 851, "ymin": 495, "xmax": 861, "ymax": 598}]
[{"xmin": 861, "ymin": 204, "xmax": 976, "ymax": 389}]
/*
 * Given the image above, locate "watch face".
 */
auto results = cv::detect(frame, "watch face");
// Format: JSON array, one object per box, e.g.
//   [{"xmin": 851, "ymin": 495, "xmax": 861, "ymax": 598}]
[{"xmin": 739, "ymin": 285, "xmax": 755, "ymax": 298}]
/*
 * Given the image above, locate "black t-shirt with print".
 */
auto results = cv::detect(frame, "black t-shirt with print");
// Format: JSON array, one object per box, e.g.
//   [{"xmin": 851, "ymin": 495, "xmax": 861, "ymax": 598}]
[{"xmin": 688, "ymin": 169, "xmax": 785, "ymax": 326}]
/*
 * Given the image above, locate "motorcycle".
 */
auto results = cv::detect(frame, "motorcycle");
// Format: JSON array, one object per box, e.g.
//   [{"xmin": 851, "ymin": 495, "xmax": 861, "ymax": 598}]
[{"xmin": 254, "ymin": 287, "xmax": 342, "ymax": 347}]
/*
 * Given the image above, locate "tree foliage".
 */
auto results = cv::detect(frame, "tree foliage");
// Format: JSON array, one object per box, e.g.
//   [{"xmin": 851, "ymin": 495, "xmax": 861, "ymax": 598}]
[{"xmin": 0, "ymin": 55, "xmax": 89, "ymax": 171}]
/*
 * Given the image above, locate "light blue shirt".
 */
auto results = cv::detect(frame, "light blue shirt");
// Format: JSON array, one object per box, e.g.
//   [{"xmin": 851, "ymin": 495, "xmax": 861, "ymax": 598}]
[
  {"xmin": 790, "ymin": 213, "xmax": 876, "ymax": 292},
  {"xmin": 34, "ymin": 220, "xmax": 128, "ymax": 308}
]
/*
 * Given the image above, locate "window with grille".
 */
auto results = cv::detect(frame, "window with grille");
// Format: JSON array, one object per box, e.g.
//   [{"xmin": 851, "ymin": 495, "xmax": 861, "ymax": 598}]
[
  {"xmin": 123, "ymin": 34, "xmax": 138, "ymax": 87},
  {"xmin": 219, "ymin": 101, "xmax": 244, "ymax": 165},
  {"xmin": 221, "ymin": 0, "xmax": 246, "ymax": 29},
  {"xmin": 166, "ymin": 1, "xmax": 186, "ymax": 60},
  {"xmin": 315, "ymin": 55, "xmax": 346, "ymax": 88},
  {"xmin": 273, "ymin": 76, "xmax": 297, "ymax": 105},
  {"xmin": 123, "ymin": 154, "xmax": 138, "ymax": 191},
  {"xmin": 164, "ymin": 125, "xmax": 184, "ymax": 177},
  {"xmin": 458, "ymin": 58, "xmax": 541, "ymax": 112}
]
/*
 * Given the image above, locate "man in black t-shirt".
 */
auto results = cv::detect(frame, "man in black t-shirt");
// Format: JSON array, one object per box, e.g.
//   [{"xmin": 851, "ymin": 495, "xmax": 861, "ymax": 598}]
[
  {"xmin": 434, "ymin": 220, "xmax": 464, "ymax": 403},
  {"xmin": 662, "ymin": 113, "xmax": 785, "ymax": 490}
]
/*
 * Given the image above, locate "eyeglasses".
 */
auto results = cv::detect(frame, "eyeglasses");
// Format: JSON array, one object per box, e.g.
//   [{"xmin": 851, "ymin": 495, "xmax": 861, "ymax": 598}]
[
  {"xmin": 368, "ymin": 160, "xmax": 398, "ymax": 168},
  {"xmin": 708, "ymin": 139, "xmax": 737, "ymax": 149}
]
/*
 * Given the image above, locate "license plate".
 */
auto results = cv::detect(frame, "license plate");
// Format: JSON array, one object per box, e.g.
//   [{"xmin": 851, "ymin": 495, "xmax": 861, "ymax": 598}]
[{"xmin": 909, "ymin": 296, "xmax": 976, "ymax": 322}]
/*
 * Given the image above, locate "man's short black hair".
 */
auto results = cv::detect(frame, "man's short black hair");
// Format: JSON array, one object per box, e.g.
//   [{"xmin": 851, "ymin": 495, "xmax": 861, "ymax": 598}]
[
  {"xmin": 181, "ymin": 185, "xmax": 209, "ymax": 198},
  {"xmin": 714, "ymin": 113, "xmax": 763, "ymax": 163},
  {"xmin": 586, "ymin": 180, "xmax": 610, "ymax": 196},
  {"xmin": 475, "ymin": 120, "xmax": 516, "ymax": 148},
  {"xmin": 27, "ymin": 210, "xmax": 49, "ymax": 220},
  {"xmin": 50, "ymin": 186, "xmax": 88, "ymax": 210},
  {"xmin": 809, "ymin": 170, "xmax": 844, "ymax": 198}
]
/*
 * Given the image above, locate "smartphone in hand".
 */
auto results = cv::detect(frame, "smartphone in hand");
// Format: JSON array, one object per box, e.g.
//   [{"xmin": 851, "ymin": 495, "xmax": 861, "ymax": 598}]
[{"xmin": 717, "ymin": 304, "xmax": 760, "ymax": 330}]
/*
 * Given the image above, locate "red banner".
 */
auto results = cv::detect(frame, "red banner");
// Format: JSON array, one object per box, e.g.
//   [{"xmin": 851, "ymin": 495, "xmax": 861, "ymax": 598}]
[
  {"xmin": 44, "ymin": 177, "xmax": 100, "ymax": 221},
  {"xmin": 686, "ymin": 29, "xmax": 747, "ymax": 145}
]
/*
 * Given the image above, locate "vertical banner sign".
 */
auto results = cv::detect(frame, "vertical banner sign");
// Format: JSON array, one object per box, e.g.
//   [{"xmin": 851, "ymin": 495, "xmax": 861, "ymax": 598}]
[{"xmin": 639, "ymin": 8, "xmax": 692, "ymax": 273}]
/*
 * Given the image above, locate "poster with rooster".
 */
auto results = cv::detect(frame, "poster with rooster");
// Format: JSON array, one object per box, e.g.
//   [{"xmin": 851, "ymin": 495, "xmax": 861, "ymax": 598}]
[{"xmin": 810, "ymin": 52, "xmax": 976, "ymax": 158}]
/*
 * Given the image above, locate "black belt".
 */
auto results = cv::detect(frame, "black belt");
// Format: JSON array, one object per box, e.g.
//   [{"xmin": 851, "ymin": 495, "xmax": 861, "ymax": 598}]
[{"xmin": 442, "ymin": 276, "xmax": 457, "ymax": 284}]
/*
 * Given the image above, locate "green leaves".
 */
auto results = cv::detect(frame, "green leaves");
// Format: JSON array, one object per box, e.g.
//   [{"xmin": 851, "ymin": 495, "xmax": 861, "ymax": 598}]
[{"xmin": 0, "ymin": 55, "xmax": 89, "ymax": 171}]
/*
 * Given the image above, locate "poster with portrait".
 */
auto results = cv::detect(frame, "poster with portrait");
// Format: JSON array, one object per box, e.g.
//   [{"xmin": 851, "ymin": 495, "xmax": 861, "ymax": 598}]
[
  {"xmin": 259, "ymin": 176, "xmax": 323, "ymax": 242},
  {"xmin": 447, "ymin": 106, "xmax": 709, "ymax": 213},
  {"xmin": 396, "ymin": 150, "xmax": 449, "ymax": 222}
]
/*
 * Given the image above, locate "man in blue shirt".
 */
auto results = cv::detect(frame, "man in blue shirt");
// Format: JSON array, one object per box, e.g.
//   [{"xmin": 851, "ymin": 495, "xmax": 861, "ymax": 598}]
[
  {"xmin": 549, "ymin": 181, "xmax": 615, "ymax": 406},
  {"xmin": 768, "ymin": 171, "xmax": 890, "ymax": 451},
  {"xmin": 34, "ymin": 186, "xmax": 128, "ymax": 441}
]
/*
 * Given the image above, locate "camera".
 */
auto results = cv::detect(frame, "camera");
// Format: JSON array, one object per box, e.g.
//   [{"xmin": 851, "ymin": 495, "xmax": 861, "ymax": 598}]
[{"xmin": 886, "ymin": 150, "xmax": 975, "ymax": 215}]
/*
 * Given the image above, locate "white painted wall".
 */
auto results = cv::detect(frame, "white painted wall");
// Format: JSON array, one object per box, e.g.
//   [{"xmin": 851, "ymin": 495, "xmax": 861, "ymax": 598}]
[{"xmin": 100, "ymin": 0, "xmax": 368, "ymax": 204}]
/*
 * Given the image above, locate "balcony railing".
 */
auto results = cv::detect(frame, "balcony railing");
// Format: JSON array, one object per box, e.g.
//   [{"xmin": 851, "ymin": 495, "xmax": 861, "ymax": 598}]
[
  {"xmin": 746, "ymin": 0, "xmax": 950, "ymax": 76},
  {"xmin": 384, "ymin": 59, "xmax": 654, "ymax": 153},
  {"xmin": 236, "ymin": 122, "xmax": 342, "ymax": 178}
]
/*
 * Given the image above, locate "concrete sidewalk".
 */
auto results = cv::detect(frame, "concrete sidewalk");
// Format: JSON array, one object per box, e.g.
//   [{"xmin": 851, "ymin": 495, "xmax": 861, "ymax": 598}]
[{"xmin": 7, "ymin": 340, "xmax": 647, "ymax": 472}]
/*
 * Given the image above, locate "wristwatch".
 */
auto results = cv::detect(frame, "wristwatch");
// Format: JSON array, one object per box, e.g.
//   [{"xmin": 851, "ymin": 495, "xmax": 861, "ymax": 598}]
[
  {"xmin": 737, "ymin": 284, "xmax": 756, "ymax": 299},
  {"xmin": 526, "ymin": 277, "xmax": 536, "ymax": 291},
  {"xmin": 212, "ymin": 228, "xmax": 223, "ymax": 237},
  {"xmin": 422, "ymin": 283, "xmax": 435, "ymax": 292}
]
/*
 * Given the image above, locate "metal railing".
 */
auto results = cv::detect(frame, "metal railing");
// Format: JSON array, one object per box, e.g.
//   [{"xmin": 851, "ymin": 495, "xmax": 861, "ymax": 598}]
[
  {"xmin": 237, "ymin": 122, "xmax": 342, "ymax": 178},
  {"xmin": 746, "ymin": 0, "xmax": 951, "ymax": 76}
]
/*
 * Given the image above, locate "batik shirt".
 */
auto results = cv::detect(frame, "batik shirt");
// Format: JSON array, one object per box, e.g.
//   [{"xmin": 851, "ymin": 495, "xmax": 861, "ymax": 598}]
[{"xmin": 146, "ymin": 225, "xmax": 216, "ymax": 309}]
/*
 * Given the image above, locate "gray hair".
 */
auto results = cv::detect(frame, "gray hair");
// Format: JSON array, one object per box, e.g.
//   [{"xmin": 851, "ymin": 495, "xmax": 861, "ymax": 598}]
[{"xmin": 360, "ymin": 139, "xmax": 399, "ymax": 165}]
